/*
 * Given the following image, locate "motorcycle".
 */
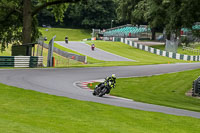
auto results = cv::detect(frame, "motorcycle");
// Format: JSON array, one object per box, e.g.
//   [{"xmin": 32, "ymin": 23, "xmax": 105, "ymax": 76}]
[
  {"xmin": 93, "ymin": 81, "xmax": 112, "ymax": 97},
  {"xmin": 65, "ymin": 37, "xmax": 68, "ymax": 44},
  {"xmin": 91, "ymin": 46, "xmax": 95, "ymax": 51},
  {"xmin": 91, "ymin": 45, "xmax": 95, "ymax": 51}
]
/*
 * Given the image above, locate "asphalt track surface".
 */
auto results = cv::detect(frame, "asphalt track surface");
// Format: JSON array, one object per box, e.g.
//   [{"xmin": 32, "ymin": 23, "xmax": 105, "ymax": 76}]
[
  {"xmin": 55, "ymin": 41, "xmax": 134, "ymax": 61},
  {"xmin": 0, "ymin": 63, "xmax": 200, "ymax": 118}
]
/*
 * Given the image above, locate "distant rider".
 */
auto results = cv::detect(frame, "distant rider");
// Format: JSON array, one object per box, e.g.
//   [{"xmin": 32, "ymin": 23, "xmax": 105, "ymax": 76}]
[
  {"xmin": 91, "ymin": 44, "xmax": 95, "ymax": 51},
  {"xmin": 65, "ymin": 36, "xmax": 68, "ymax": 43}
]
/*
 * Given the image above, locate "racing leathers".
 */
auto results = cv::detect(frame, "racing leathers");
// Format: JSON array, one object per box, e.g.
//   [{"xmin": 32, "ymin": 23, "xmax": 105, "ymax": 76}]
[{"xmin": 104, "ymin": 76, "xmax": 116, "ymax": 94}]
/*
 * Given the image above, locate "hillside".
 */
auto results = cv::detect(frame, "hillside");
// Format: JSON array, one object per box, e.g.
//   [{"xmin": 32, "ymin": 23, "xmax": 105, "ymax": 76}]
[{"xmin": 39, "ymin": 28, "xmax": 91, "ymax": 41}]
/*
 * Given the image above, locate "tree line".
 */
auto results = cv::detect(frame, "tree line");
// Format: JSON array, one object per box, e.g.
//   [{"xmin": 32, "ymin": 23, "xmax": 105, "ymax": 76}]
[
  {"xmin": 37, "ymin": 0, "xmax": 117, "ymax": 29},
  {"xmin": 0, "ymin": 0, "xmax": 200, "ymax": 50},
  {"xmin": 117, "ymin": 0, "xmax": 200, "ymax": 40}
]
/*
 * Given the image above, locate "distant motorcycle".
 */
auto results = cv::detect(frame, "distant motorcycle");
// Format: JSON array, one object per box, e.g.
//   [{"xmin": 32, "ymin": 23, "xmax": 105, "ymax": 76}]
[
  {"xmin": 65, "ymin": 36, "xmax": 68, "ymax": 44},
  {"xmin": 93, "ymin": 81, "xmax": 112, "ymax": 97},
  {"xmin": 91, "ymin": 44, "xmax": 95, "ymax": 51}
]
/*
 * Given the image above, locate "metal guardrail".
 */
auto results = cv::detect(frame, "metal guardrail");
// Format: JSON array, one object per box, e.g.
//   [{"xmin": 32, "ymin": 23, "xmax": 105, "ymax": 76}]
[
  {"xmin": 0, "ymin": 56, "xmax": 43, "ymax": 67},
  {"xmin": 111, "ymin": 37, "xmax": 200, "ymax": 61},
  {"xmin": 42, "ymin": 43, "xmax": 87, "ymax": 63}
]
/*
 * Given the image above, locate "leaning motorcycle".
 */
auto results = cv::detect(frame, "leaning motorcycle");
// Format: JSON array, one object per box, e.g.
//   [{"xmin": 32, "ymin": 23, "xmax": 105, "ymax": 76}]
[{"xmin": 93, "ymin": 81, "xmax": 112, "ymax": 97}]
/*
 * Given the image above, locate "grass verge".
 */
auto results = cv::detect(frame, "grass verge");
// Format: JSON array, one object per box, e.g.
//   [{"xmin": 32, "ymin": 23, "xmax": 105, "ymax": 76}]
[
  {"xmin": 0, "ymin": 83, "xmax": 200, "ymax": 133},
  {"xmin": 40, "ymin": 28, "xmax": 91, "ymax": 41},
  {"xmin": 88, "ymin": 69, "xmax": 200, "ymax": 112}
]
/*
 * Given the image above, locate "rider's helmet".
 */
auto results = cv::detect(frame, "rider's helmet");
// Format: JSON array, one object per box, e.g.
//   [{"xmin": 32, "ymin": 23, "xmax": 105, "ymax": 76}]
[{"xmin": 112, "ymin": 74, "xmax": 116, "ymax": 79}]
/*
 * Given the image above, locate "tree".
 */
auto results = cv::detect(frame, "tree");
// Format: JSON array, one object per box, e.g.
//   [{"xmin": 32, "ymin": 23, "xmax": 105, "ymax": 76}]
[
  {"xmin": 63, "ymin": 0, "xmax": 117, "ymax": 29},
  {"xmin": 117, "ymin": 0, "xmax": 200, "ymax": 40},
  {"xmin": 136, "ymin": 0, "xmax": 166, "ymax": 40},
  {"xmin": 178, "ymin": 0, "xmax": 200, "ymax": 39},
  {"xmin": 37, "ymin": 0, "xmax": 117, "ymax": 29},
  {"xmin": 116, "ymin": 0, "xmax": 142, "ymax": 24},
  {"xmin": 0, "ymin": 0, "xmax": 22, "ymax": 51},
  {"xmin": 117, "ymin": 0, "xmax": 166, "ymax": 40},
  {"xmin": 160, "ymin": 0, "xmax": 200, "ymax": 40},
  {"xmin": 0, "ymin": 0, "xmax": 81, "ymax": 51},
  {"xmin": 37, "ymin": 8, "xmax": 60, "ymax": 27}
]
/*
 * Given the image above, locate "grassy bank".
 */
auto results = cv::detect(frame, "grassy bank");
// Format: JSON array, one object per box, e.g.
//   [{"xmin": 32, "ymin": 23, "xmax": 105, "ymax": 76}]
[
  {"xmin": 0, "ymin": 83, "xmax": 200, "ymax": 133},
  {"xmin": 88, "ymin": 69, "xmax": 200, "ymax": 112},
  {"xmin": 40, "ymin": 28, "xmax": 91, "ymax": 41}
]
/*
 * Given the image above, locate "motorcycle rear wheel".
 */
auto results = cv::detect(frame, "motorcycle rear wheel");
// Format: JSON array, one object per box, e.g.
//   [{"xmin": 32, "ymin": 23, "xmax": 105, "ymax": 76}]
[{"xmin": 99, "ymin": 88, "xmax": 107, "ymax": 97}]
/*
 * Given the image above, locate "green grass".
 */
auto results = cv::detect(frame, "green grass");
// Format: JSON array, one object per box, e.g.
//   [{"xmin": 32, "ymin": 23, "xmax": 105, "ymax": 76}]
[
  {"xmin": 40, "ymin": 28, "xmax": 91, "ymax": 41},
  {"xmin": 0, "ymin": 45, "xmax": 11, "ymax": 56},
  {"xmin": 88, "ymin": 69, "xmax": 200, "ymax": 112},
  {"xmin": 0, "ymin": 83, "xmax": 200, "ymax": 133}
]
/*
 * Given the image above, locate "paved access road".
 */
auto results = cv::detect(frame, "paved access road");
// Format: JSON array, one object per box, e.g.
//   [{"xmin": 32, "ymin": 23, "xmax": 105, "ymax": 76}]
[
  {"xmin": 55, "ymin": 41, "xmax": 134, "ymax": 61},
  {"xmin": 0, "ymin": 63, "xmax": 200, "ymax": 118}
]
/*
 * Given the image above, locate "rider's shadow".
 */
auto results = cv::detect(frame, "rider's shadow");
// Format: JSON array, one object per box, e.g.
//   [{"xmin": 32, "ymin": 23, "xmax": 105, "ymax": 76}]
[
  {"xmin": 97, "ymin": 94, "xmax": 118, "ymax": 100},
  {"xmin": 94, "ymin": 93, "xmax": 133, "ymax": 101}
]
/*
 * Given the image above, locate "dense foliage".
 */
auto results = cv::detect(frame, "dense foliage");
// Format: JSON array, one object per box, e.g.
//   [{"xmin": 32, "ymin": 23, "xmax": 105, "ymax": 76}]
[
  {"xmin": 117, "ymin": 0, "xmax": 200, "ymax": 40},
  {"xmin": 38, "ymin": 0, "xmax": 117, "ymax": 29},
  {"xmin": 0, "ymin": 0, "xmax": 80, "ymax": 50},
  {"xmin": 0, "ymin": 0, "xmax": 22, "ymax": 51},
  {"xmin": 0, "ymin": 0, "xmax": 200, "ymax": 50}
]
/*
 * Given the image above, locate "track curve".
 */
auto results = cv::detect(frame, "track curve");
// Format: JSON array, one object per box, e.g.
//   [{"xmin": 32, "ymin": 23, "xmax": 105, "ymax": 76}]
[{"xmin": 0, "ymin": 63, "xmax": 200, "ymax": 118}]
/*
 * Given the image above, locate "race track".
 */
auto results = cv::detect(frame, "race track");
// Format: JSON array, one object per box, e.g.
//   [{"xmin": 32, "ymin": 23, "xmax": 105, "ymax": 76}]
[{"xmin": 0, "ymin": 63, "xmax": 200, "ymax": 118}]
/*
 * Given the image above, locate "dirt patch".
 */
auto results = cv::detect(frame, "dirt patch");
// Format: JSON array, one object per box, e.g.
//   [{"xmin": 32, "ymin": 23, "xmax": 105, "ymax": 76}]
[{"xmin": 185, "ymin": 89, "xmax": 200, "ymax": 99}]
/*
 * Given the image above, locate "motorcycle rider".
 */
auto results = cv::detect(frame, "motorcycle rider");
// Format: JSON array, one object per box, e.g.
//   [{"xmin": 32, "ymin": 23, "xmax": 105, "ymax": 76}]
[
  {"xmin": 65, "ymin": 36, "xmax": 68, "ymax": 43},
  {"xmin": 91, "ymin": 44, "xmax": 95, "ymax": 51},
  {"xmin": 93, "ymin": 74, "xmax": 116, "ymax": 96},
  {"xmin": 104, "ymin": 74, "xmax": 116, "ymax": 94}
]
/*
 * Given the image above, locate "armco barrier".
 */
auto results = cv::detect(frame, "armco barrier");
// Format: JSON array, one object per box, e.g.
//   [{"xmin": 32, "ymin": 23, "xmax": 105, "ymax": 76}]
[
  {"xmin": 0, "ymin": 56, "xmax": 43, "ymax": 67},
  {"xmin": 43, "ymin": 43, "xmax": 87, "ymax": 63},
  {"xmin": 112, "ymin": 37, "xmax": 200, "ymax": 61}
]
